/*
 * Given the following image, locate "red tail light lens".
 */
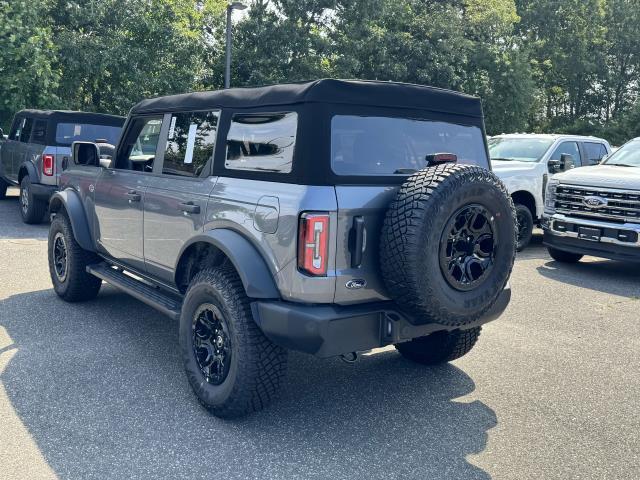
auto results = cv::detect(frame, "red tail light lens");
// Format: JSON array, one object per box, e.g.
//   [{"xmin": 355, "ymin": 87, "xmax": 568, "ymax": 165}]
[
  {"xmin": 43, "ymin": 154, "xmax": 54, "ymax": 176},
  {"xmin": 298, "ymin": 213, "xmax": 330, "ymax": 276}
]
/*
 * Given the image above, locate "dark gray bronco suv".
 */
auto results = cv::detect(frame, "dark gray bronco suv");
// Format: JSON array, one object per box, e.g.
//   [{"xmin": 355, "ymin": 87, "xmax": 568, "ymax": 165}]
[{"xmin": 47, "ymin": 79, "xmax": 516, "ymax": 418}]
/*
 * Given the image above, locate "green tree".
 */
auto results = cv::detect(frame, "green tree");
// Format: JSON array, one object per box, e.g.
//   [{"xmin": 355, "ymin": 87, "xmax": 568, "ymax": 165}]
[{"xmin": 0, "ymin": 0, "xmax": 59, "ymax": 128}]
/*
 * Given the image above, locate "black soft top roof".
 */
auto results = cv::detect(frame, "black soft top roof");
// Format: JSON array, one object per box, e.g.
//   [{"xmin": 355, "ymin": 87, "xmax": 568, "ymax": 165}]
[
  {"xmin": 131, "ymin": 79, "xmax": 483, "ymax": 118},
  {"xmin": 16, "ymin": 109, "xmax": 125, "ymax": 126}
]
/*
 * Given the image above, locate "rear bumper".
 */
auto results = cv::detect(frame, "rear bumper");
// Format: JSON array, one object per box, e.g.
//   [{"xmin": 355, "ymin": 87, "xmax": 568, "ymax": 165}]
[
  {"xmin": 30, "ymin": 183, "xmax": 57, "ymax": 201},
  {"xmin": 543, "ymin": 213, "xmax": 640, "ymax": 262},
  {"xmin": 251, "ymin": 285, "xmax": 511, "ymax": 358}
]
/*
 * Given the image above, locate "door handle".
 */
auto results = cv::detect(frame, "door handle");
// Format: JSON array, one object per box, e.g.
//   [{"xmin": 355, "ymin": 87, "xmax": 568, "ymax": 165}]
[
  {"xmin": 179, "ymin": 201, "xmax": 200, "ymax": 214},
  {"xmin": 126, "ymin": 190, "xmax": 141, "ymax": 202}
]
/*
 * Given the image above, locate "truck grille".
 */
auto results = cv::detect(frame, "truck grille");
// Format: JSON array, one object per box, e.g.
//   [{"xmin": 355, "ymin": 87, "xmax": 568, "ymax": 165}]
[{"xmin": 555, "ymin": 185, "xmax": 640, "ymax": 223}]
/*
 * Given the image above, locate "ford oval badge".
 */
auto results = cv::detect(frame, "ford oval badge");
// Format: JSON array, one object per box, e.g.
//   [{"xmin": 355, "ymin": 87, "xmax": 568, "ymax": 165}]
[
  {"xmin": 583, "ymin": 196, "xmax": 608, "ymax": 209},
  {"xmin": 346, "ymin": 279, "xmax": 367, "ymax": 290}
]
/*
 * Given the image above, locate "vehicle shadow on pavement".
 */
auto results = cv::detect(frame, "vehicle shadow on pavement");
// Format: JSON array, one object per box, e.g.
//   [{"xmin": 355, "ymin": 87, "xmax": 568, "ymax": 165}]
[
  {"xmin": 536, "ymin": 258, "xmax": 640, "ymax": 298},
  {"xmin": 0, "ymin": 286, "xmax": 497, "ymax": 480},
  {"xmin": 0, "ymin": 191, "xmax": 49, "ymax": 240}
]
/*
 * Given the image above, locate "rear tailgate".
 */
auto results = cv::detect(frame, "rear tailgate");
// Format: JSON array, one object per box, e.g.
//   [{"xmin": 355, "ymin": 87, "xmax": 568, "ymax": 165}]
[{"xmin": 334, "ymin": 185, "xmax": 398, "ymax": 305}]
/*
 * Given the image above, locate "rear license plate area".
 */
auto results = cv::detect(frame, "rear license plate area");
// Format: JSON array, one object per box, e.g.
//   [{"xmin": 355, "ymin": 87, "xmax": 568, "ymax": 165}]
[{"xmin": 578, "ymin": 227, "xmax": 601, "ymax": 242}]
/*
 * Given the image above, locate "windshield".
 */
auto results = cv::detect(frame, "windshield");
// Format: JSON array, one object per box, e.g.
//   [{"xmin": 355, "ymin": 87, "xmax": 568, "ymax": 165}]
[
  {"xmin": 602, "ymin": 139, "xmax": 640, "ymax": 167},
  {"xmin": 331, "ymin": 115, "xmax": 487, "ymax": 175},
  {"xmin": 488, "ymin": 137, "xmax": 554, "ymax": 163},
  {"xmin": 56, "ymin": 123, "xmax": 122, "ymax": 146}
]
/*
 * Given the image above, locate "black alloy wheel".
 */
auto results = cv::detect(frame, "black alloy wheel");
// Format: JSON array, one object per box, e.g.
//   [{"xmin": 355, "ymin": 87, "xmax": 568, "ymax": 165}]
[
  {"xmin": 192, "ymin": 303, "xmax": 232, "ymax": 386},
  {"xmin": 52, "ymin": 232, "xmax": 69, "ymax": 283},
  {"xmin": 439, "ymin": 204, "xmax": 496, "ymax": 291}
]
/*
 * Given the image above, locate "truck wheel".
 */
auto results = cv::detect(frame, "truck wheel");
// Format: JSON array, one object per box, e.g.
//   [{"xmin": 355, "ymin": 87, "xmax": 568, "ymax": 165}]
[
  {"xmin": 547, "ymin": 247, "xmax": 583, "ymax": 263},
  {"xmin": 20, "ymin": 176, "xmax": 47, "ymax": 224},
  {"xmin": 395, "ymin": 327, "xmax": 481, "ymax": 365},
  {"xmin": 0, "ymin": 179, "xmax": 7, "ymax": 200},
  {"xmin": 515, "ymin": 203, "xmax": 534, "ymax": 252},
  {"xmin": 48, "ymin": 212, "xmax": 102, "ymax": 302},
  {"xmin": 180, "ymin": 268, "xmax": 287, "ymax": 418},
  {"xmin": 380, "ymin": 164, "xmax": 516, "ymax": 327}
]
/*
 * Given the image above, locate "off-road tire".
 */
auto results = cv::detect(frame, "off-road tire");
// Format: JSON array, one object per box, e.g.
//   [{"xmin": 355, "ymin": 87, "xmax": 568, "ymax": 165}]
[
  {"xmin": 395, "ymin": 327, "xmax": 482, "ymax": 365},
  {"xmin": 48, "ymin": 212, "xmax": 102, "ymax": 302},
  {"xmin": 0, "ymin": 179, "xmax": 7, "ymax": 200},
  {"xmin": 20, "ymin": 176, "xmax": 47, "ymax": 224},
  {"xmin": 515, "ymin": 203, "xmax": 534, "ymax": 252},
  {"xmin": 180, "ymin": 268, "xmax": 287, "ymax": 418},
  {"xmin": 547, "ymin": 247, "xmax": 583, "ymax": 263},
  {"xmin": 380, "ymin": 164, "xmax": 516, "ymax": 327}
]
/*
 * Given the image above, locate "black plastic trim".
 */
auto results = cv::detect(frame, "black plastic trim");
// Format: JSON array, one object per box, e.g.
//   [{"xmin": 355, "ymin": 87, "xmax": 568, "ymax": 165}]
[
  {"xmin": 251, "ymin": 285, "xmax": 511, "ymax": 358},
  {"xmin": 49, "ymin": 189, "xmax": 95, "ymax": 252},
  {"xmin": 544, "ymin": 230, "xmax": 640, "ymax": 262}
]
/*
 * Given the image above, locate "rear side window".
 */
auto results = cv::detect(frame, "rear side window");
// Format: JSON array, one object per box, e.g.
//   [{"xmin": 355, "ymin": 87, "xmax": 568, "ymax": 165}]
[
  {"xmin": 331, "ymin": 115, "xmax": 487, "ymax": 175},
  {"xmin": 55, "ymin": 123, "xmax": 122, "ymax": 146},
  {"xmin": 583, "ymin": 142, "xmax": 607, "ymax": 165},
  {"xmin": 31, "ymin": 120, "xmax": 48, "ymax": 144},
  {"xmin": 225, "ymin": 112, "xmax": 297, "ymax": 173},
  {"xmin": 163, "ymin": 111, "xmax": 219, "ymax": 177},
  {"xmin": 19, "ymin": 118, "xmax": 33, "ymax": 143}
]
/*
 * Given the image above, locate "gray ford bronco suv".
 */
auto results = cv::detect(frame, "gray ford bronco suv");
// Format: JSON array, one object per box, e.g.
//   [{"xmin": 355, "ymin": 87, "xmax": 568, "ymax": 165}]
[
  {"xmin": 0, "ymin": 110, "xmax": 124, "ymax": 223},
  {"xmin": 47, "ymin": 79, "xmax": 516, "ymax": 418}
]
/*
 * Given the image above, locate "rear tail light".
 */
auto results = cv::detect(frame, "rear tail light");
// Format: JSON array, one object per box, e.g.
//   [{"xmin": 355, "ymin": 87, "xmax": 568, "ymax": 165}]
[
  {"xmin": 298, "ymin": 212, "xmax": 330, "ymax": 276},
  {"xmin": 43, "ymin": 154, "xmax": 54, "ymax": 176}
]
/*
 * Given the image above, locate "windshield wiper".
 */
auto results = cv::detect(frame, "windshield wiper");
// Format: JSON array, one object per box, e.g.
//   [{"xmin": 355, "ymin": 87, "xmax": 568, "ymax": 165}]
[
  {"xmin": 491, "ymin": 157, "xmax": 516, "ymax": 162},
  {"xmin": 394, "ymin": 168, "xmax": 417, "ymax": 174},
  {"xmin": 606, "ymin": 163, "xmax": 637, "ymax": 167}
]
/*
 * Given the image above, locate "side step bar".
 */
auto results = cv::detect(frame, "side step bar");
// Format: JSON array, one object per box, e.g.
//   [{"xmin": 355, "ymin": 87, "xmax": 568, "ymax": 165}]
[{"xmin": 87, "ymin": 263, "xmax": 182, "ymax": 320}]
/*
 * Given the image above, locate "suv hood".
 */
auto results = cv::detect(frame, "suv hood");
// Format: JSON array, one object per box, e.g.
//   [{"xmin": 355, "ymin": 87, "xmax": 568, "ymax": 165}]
[
  {"xmin": 554, "ymin": 165, "xmax": 640, "ymax": 191},
  {"xmin": 490, "ymin": 160, "xmax": 539, "ymax": 176}
]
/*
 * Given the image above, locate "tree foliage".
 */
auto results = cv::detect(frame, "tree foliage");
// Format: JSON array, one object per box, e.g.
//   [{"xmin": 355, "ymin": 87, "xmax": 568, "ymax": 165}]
[{"xmin": 2, "ymin": 0, "xmax": 640, "ymax": 143}]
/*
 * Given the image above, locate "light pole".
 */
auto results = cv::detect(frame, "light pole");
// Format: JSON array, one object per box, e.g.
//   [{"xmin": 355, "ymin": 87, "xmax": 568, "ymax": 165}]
[{"xmin": 225, "ymin": 2, "xmax": 247, "ymax": 89}]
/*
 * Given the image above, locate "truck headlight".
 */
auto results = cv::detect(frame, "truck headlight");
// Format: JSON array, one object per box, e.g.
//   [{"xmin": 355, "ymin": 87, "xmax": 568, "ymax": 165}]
[{"xmin": 544, "ymin": 179, "xmax": 559, "ymax": 213}]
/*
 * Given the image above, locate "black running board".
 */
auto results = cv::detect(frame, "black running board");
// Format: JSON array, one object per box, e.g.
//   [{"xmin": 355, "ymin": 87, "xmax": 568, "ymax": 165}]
[{"xmin": 87, "ymin": 263, "xmax": 182, "ymax": 320}]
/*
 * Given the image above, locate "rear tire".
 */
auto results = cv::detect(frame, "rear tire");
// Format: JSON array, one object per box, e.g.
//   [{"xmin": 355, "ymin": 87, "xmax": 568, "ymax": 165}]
[
  {"xmin": 48, "ymin": 212, "xmax": 102, "ymax": 302},
  {"xmin": 180, "ymin": 268, "xmax": 287, "ymax": 418},
  {"xmin": 515, "ymin": 203, "xmax": 534, "ymax": 252},
  {"xmin": 395, "ymin": 327, "xmax": 482, "ymax": 365},
  {"xmin": 547, "ymin": 247, "xmax": 583, "ymax": 263},
  {"xmin": 20, "ymin": 176, "xmax": 47, "ymax": 224}
]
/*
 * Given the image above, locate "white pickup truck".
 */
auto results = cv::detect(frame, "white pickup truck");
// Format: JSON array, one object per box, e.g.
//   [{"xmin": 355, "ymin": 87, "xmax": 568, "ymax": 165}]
[
  {"xmin": 489, "ymin": 134, "xmax": 612, "ymax": 250},
  {"xmin": 543, "ymin": 137, "xmax": 640, "ymax": 263}
]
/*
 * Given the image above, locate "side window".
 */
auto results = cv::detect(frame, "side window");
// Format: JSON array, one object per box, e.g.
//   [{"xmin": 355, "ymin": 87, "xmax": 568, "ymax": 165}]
[
  {"xmin": 31, "ymin": 120, "xmax": 48, "ymax": 145},
  {"xmin": 19, "ymin": 117, "xmax": 34, "ymax": 143},
  {"xmin": 9, "ymin": 117, "xmax": 25, "ymax": 141},
  {"xmin": 163, "ymin": 110, "xmax": 219, "ymax": 177},
  {"xmin": 225, "ymin": 112, "xmax": 297, "ymax": 173},
  {"xmin": 550, "ymin": 141, "xmax": 581, "ymax": 167},
  {"xmin": 116, "ymin": 116, "xmax": 163, "ymax": 172},
  {"xmin": 583, "ymin": 142, "xmax": 607, "ymax": 165}
]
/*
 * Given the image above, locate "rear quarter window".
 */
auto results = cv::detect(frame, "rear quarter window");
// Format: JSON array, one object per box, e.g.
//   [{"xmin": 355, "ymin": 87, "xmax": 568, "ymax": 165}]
[
  {"xmin": 331, "ymin": 115, "xmax": 487, "ymax": 175},
  {"xmin": 225, "ymin": 112, "xmax": 297, "ymax": 174}
]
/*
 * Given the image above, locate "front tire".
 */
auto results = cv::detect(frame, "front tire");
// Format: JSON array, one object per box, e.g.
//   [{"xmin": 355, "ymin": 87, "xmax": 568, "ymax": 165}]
[
  {"xmin": 395, "ymin": 327, "xmax": 482, "ymax": 365},
  {"xmin": 48, "ymin": 212, "xmax": 102, "ymax": 302},
  {"xmin": 547, "ymin": 247, "xmax": 583, "ymax": 263},
  {"xmin": 515, "ymin": 203, "xmax": 534, "ymax": 252},
  {"xmin": 20, "ymin": 176, "xmax": 47, "ymax": 224},
  {"xmin": 180, "ymin": 268, "xmax": 287, "ymax": 418}
]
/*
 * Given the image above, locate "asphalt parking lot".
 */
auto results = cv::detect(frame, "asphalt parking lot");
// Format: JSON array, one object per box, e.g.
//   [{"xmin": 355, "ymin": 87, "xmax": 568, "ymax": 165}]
[{"xmin": 1, "ymin": 187, "xmax": 639, "ymax": 480}]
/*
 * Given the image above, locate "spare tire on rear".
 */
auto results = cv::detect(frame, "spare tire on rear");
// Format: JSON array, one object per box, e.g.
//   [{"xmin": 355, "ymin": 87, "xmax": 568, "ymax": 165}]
[{"xmin": 380, "ymin": 163, "xmax": 516, "ymax": 327}]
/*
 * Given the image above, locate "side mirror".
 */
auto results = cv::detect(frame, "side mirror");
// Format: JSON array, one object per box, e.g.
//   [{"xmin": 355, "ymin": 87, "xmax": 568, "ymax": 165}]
[
  {"xmin": 72, "ymin": 141, "xmax": 100, "ymax": 167},
  {"xmin": 560, "ymin": 153, "xmax": 575, "ymax": 170},
  {"xmin": 548, "ymin": 159, "xmax": 561, "ymax": 173}
]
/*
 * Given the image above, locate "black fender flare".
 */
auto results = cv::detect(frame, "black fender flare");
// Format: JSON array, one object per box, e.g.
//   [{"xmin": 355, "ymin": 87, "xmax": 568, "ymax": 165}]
[
  {"xmin": 178, "ymin": 229, "xmax": 280, "ymax": 299},
  {"xmin": 18, "ymin": 161, "xmax": 38, "ymax": 184},
  {"xmin": 49, "ymin": 190, "xmax": 95, "ymax": 252}
]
